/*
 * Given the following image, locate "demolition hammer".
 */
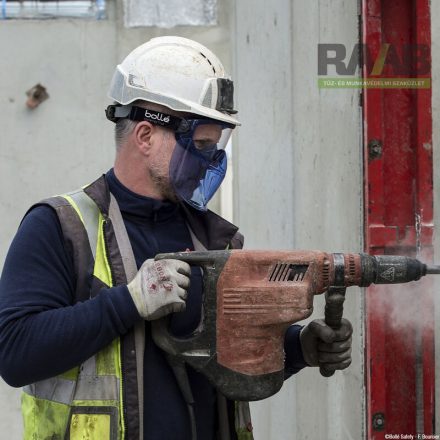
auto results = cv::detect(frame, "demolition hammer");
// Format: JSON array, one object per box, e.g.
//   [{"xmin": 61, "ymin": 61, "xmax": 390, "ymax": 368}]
[{"xmin": 152, "ymin": 250, "xmax": 440, "ymax": 402}]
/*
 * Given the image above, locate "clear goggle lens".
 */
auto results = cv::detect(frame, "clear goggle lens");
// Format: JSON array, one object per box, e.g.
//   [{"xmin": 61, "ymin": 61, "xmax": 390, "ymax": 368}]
[{"xmin": 170, "ymin": 120, "xmax": 233, "ymax": 211}]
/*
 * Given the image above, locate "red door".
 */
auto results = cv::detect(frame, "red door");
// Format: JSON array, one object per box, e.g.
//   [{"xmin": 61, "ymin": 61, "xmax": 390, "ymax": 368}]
[{"xmin": 362, "ymin": 0, "xmax": 434, "ymax": 438}]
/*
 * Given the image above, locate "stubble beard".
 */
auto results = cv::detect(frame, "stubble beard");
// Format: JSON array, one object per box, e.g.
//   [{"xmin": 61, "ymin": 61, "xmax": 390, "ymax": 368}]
[
  {"xmin": 149, "ymin": 166, "xmax": 179, "ymax": 203},
  {"xmin": 148, "ymin": 130, "xmax": 180, "ymax": 203}
]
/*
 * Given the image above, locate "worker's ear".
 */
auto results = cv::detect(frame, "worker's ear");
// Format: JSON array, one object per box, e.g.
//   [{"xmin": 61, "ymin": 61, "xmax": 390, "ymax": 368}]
[{"xmin": 134, "ymin": 121, "xmax": 154, "ymax": 155}]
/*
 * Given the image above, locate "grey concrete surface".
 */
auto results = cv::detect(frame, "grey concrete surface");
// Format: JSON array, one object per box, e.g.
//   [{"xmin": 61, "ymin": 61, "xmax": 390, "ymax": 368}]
[{"xmin": 233, "ymin": 0, "xmax": 363, "ymax": 439}]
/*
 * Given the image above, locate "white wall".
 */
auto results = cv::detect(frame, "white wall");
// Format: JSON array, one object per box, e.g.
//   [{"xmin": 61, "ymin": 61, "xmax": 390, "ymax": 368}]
[
  {"xmin": 0, "ymin": 0, "xmax": 233, "ymax": 435},
  {"xmin": 233, "ymin": 1, "xmax": 363, "ymax": 439}
]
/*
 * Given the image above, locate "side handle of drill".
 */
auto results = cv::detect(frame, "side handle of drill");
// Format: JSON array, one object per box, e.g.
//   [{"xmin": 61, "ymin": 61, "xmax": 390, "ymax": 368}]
[
  {"xmin": 318, "ymin": 253, "xmax": 347, "ymax": 377},
  {"xmin": 319, "ymin": 286, "xmax": 346, "ymax": 377}
]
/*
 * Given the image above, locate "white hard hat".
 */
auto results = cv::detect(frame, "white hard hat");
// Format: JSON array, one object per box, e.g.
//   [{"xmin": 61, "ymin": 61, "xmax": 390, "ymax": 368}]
[{"xmin": 108, "ymin": 36, "xmax": 240, "ymax": 126}]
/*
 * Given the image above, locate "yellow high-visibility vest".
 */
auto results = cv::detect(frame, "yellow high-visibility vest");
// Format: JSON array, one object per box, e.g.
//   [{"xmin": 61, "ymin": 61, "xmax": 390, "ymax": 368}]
[
  {"xmin": 22, "ymin": 187, "xmax": 125, "ymax": 439},
  {"xmin": 21, "ymin": 176, "xmax": 252, "ymax": 440}
]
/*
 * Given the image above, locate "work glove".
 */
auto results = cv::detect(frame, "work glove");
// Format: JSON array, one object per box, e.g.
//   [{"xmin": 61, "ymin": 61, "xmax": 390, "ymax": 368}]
[
  {"xmin": 127, "ymin": 259, "xmax": 191, "ymax": 321},
  {"xmin": 299, "ymin": 318, "xmax": 353, "ymax": 370}
]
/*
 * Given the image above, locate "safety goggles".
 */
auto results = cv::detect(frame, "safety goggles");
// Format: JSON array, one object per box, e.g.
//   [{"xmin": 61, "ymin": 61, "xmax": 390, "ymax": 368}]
[
  {"xmin": 170, "ymin": 118, "xmax": 232, "ymax": 210},
  {"xmin": 105, "ymin": 105, "xmax": 234, "ymax": 210}
]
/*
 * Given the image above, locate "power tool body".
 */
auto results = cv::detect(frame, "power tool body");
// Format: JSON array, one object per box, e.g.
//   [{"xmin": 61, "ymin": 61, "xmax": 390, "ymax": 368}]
[{"xmin": 152, "ymin": 250, "xmax": 438, "ymax": 401}]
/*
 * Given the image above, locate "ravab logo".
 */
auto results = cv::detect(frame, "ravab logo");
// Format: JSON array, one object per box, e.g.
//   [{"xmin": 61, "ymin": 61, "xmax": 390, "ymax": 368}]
[
  {"xmin": 318, "ymin": 43, "xmax": 431, "ymax": 89},
  {"xmin": 318, "ymin": 43, "xmax": 430, "ymax": 76}
]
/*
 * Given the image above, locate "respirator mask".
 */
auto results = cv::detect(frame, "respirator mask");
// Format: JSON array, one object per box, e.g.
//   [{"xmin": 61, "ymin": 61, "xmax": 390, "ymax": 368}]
[{"xmin": 106, "ymin": 105, "xmax": 234, "ymax": 211}]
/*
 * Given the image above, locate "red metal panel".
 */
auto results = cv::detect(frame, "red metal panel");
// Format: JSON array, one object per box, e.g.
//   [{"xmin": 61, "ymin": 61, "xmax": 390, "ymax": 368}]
[
  {"xmin": 414, "ymin": 0, "xmax": 435, "ymax": 432},
  {"xmin": 363, "ymin": 0, "xmax": 434, "ymax": 438}
]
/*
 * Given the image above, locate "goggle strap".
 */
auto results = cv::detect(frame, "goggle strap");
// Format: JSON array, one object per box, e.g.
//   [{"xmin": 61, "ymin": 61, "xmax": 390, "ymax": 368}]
[{"xmin": 105, "ymin": 104, "xmax": 185, "ymax": 131}]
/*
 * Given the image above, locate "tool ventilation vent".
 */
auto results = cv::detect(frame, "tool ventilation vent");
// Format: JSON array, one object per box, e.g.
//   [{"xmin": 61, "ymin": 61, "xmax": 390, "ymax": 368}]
[
  {"xmin": 322, "ymin": 260, "xmax": 330, "ymax": 285},
  {"xmin": 269, "ymin": 263, "xmax": 309, "ymax": 282},
  {"xmin": 348, "ymin": 254, "xmax": 356, "ymax": 277}
]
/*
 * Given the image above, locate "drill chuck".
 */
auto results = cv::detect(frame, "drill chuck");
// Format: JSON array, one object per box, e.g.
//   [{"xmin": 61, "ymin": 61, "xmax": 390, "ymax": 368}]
[{"xmin": 359, "ymin": 254, "xmax": 428, "ymax": 286}]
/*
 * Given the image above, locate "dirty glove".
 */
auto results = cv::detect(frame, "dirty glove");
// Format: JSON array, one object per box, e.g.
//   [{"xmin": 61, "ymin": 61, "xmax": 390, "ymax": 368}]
[
  {"xmin": 299, "ymin": 318, "xmax": 353, "ymax": 370},
  {"xmin": 127, "ymin": 259, "xmax": 191, "ymax": 321}
]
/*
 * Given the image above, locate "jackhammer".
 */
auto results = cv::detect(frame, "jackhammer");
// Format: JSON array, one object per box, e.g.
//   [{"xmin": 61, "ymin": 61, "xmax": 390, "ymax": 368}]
[{"xmin": 152, "ymin": 250, "xmax": 440, "ymax": 402}]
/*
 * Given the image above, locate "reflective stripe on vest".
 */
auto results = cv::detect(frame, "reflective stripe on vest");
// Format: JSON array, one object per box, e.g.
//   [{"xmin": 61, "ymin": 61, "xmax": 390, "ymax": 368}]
[
  {"xmin": 63, "ymin": 189, "xmax": 100, "ymax": 260},
  {"xmin": 62, "ymin": 190, "xmax": 113, "ymax": 287},
  {"xmin": 23, "ymin": 369, "xmax": 119, "ymax": 404},
  {"xmin": 21, "ymin": 189, "xmax": 124, "ymax": 440},
  {"xmin": 23, "ymin": 377, "xmax": 75, "ymax": 406}
]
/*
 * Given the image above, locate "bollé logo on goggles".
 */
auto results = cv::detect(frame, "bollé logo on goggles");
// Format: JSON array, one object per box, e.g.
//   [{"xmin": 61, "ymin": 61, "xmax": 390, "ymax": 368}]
[{"xmin": 145, "ymin": 110, "xmax": 170, "ymax": 124}]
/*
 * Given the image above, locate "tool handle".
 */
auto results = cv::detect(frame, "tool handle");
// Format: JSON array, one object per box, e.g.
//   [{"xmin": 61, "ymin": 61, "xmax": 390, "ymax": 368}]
[
  {"xmin": 151, "ymin": 250, "xmax": 229, "ymax": 357},
  {"xmin": 319, "ymin": 287, "xmax": 346, "ymax": 377}
]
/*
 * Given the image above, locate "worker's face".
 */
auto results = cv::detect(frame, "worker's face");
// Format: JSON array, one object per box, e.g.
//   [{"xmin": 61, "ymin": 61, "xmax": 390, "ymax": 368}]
[
  {"xmin": 169, "ymin": 121, "xmax": 229, "ymax": 210},
  {"xmin": 172, "ymin": 123, "xmax": 223, "ymax": 194},
  {"xmin": 146, "ymin": 119, "xmax": 230, "ymax": 209},
  {"xmin": 191, "ymin": 124, "xmax": 223, "ymax": 152},
  {"xmin": 147, "ymin": 127, "xmax": 178, "ymax": 202}
]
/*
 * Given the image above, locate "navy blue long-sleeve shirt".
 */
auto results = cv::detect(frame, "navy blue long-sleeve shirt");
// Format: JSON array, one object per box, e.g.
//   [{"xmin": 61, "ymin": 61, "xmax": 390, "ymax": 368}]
[{"xmin": 0, "ymin": 169, "xmax": 306, "ymax": 439}]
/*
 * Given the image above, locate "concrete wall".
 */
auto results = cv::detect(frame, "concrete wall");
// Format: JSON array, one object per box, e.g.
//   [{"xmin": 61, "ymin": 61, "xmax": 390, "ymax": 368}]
[
  {"xmin": 233, "ymin": 1, "xmax": 363, "ymax": 439},
  {"xmin": 0, "ymin": 0, "xmax": 233, "ymax": 436}
]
